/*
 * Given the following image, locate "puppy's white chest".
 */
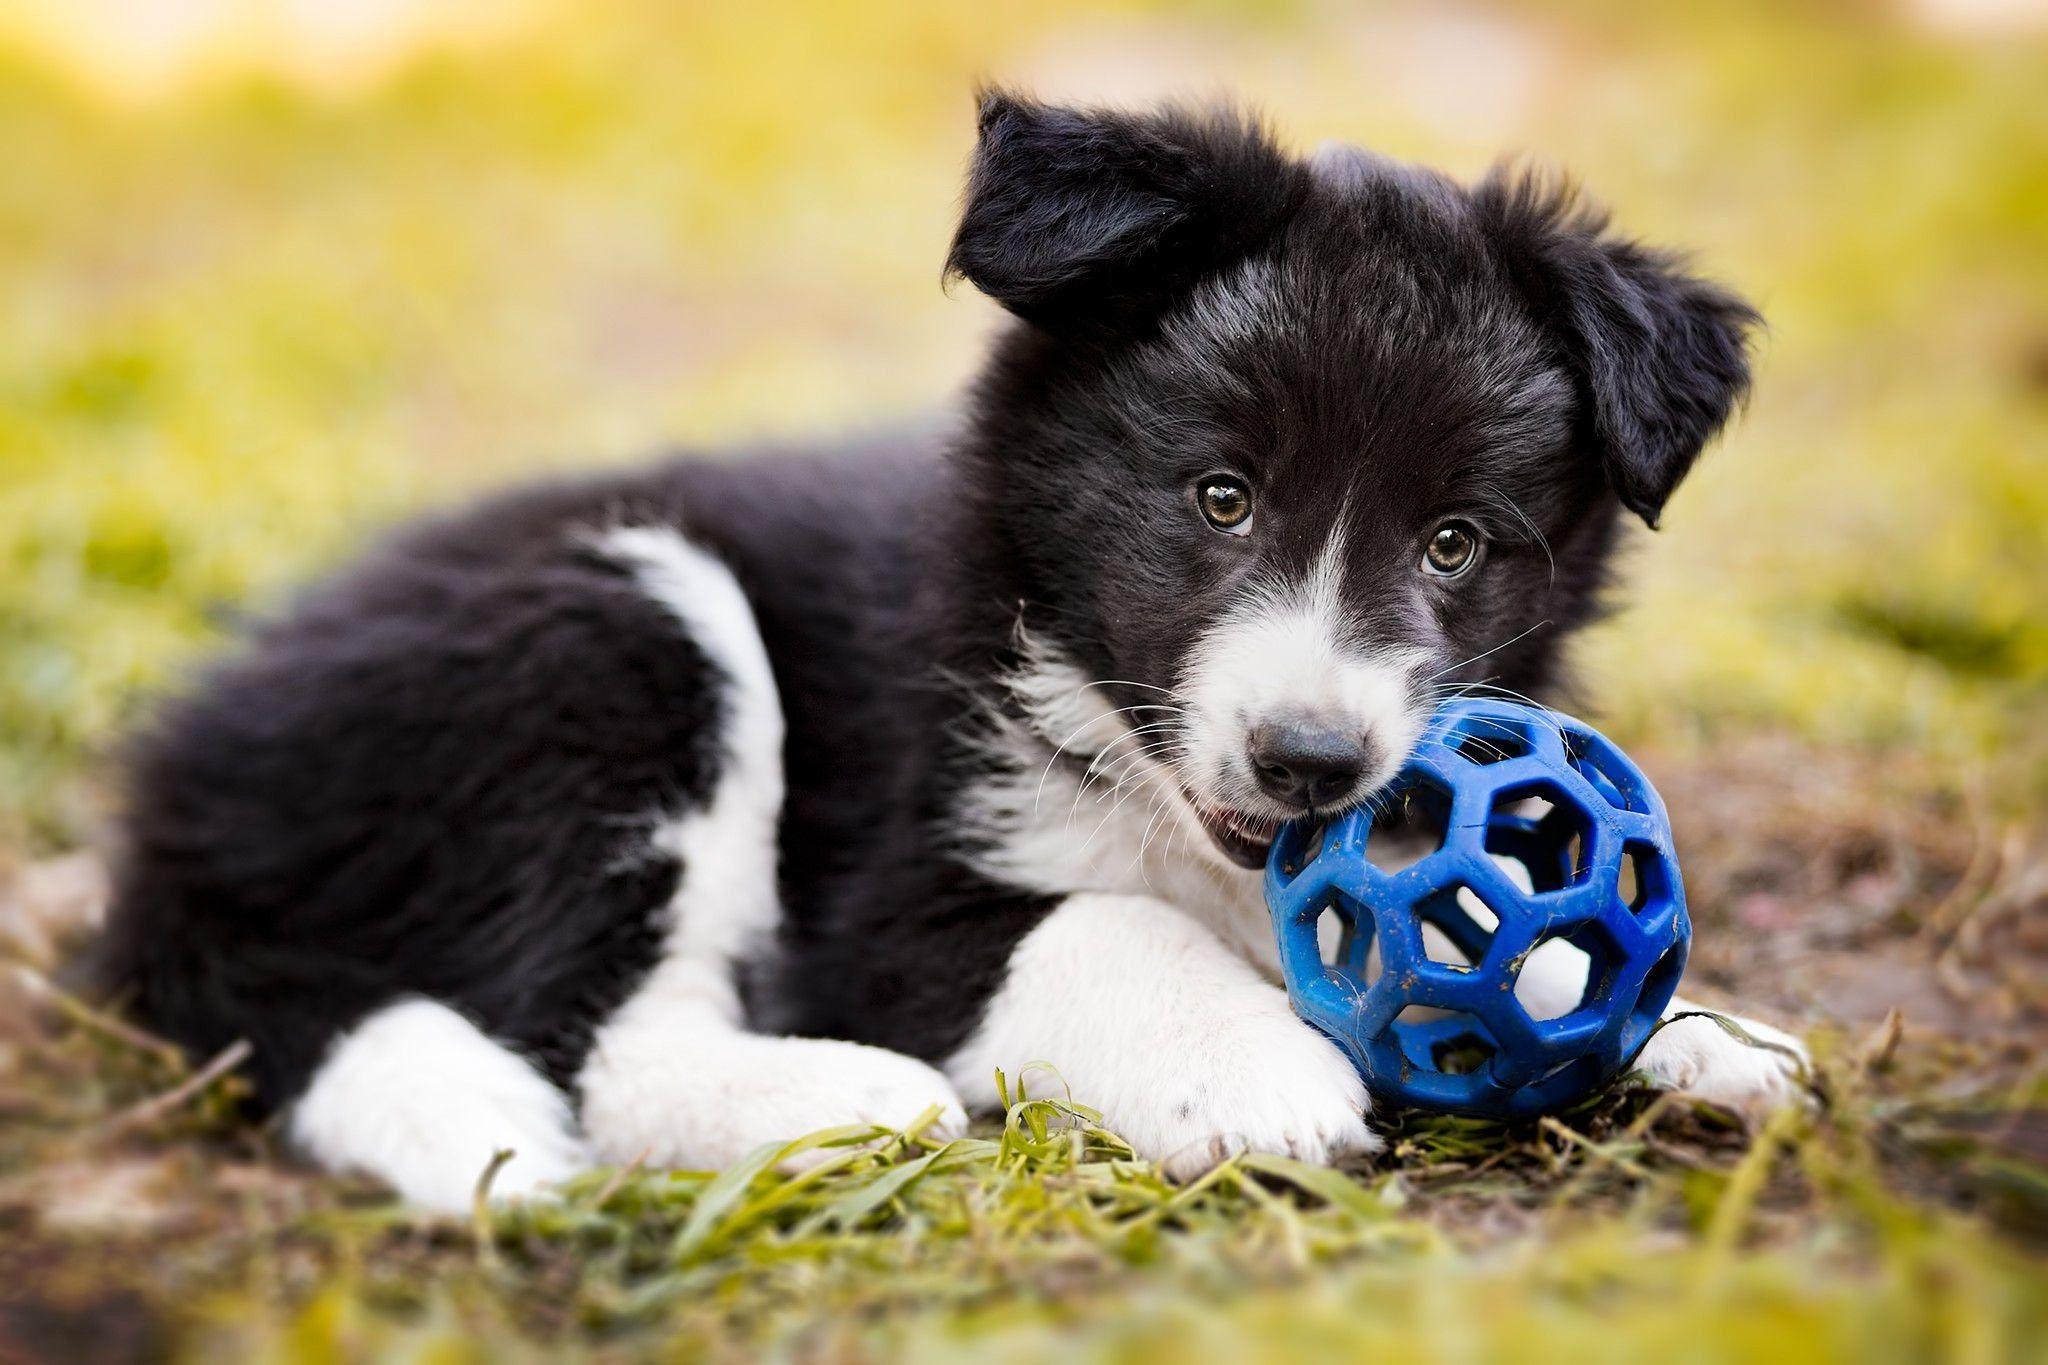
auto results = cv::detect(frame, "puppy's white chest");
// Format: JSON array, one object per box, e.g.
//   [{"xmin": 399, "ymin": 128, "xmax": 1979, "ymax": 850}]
[{"xmin": 957, "ymin": 741, "xmax": 1283, "ymax": 980}]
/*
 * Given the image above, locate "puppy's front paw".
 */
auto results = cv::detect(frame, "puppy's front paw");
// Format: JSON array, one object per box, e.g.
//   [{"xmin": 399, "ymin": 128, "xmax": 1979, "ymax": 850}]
[
  {"xmin": 1635, "ymin": 1009, "xmax": 1812, "ymax": 1122},
  {"xmin": 1127, "ymin": 1012, "xmax": 1382, "ymax": 1182},
  {"xmin": 946, "ymin": 893, "xmax": 1381, "ymax": 1183}
]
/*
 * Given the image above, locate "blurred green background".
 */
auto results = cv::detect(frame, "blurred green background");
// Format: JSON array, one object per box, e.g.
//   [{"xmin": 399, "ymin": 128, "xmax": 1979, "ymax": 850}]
[{"xmin": 0, "ymin": 0, "xmax": 2043, "ymax": 853}]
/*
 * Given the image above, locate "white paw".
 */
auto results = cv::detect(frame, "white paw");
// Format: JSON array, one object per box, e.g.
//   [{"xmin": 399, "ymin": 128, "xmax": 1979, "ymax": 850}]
[
  {"xmin": 1116, "ymin": 1010, "xmax": 1382, "ymax": 1183},
  {"xmin": 1146, "ymin": 1015, "xmax": 1384, "ymax": 1186},
  {"xmin": 946, "ymin": 893, "xmax": 1381, "ymax": 1182},
  {"xmin": 759, "ymin": 1039, "xmax": 972, "ymax": 1173},
  {"xmin": 289, "ymin": 998, "xmax": 593, "ymax": 1214},
  {"xmin": 1635, "ymin": 1008, "xmax": 1812, "ymax": 1121},
  {"xmin": 579, "ymin": 1021, "xmax": 967, "ymax": 1171},
  {"xmin": 480, "ymin": 1139, "xmax": 594, "ymax": 1206}
]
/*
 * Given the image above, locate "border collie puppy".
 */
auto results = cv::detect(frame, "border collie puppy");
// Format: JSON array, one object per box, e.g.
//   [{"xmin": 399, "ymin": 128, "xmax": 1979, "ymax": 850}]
[{"xmin": 101, "ymin": 93, "xmax": 1807, "ymax": 1210}]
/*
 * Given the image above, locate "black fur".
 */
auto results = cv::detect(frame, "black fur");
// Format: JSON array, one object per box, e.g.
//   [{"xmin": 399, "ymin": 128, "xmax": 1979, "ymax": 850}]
[
  {"xmin": 946, "ymin": 91, "xmax": 1310, "ymax": 327},
  {"xmin": 100, "ymin": 92, "xmax": 1757, "ymax": 1112},
  {"xmin": 1474, "ymin": 169, "xmax": 1760, "ymax": 527},
  {"xmin": 104, "ymin": 476, "xmax": 720, "ymax": 1100}
]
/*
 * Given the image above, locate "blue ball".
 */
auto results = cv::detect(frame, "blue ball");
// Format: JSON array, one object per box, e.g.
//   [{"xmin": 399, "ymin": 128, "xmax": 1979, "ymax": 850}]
[{"xmin": 1262, "ymin": 699, "xmax": 1690, "ymax": 1120}]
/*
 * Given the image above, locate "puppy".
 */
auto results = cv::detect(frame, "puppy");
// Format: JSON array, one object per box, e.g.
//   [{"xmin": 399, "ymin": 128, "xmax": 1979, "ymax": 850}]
[{"xmin": 100, "ymin": 93, "xmax": 1806, "ymax": 1210}]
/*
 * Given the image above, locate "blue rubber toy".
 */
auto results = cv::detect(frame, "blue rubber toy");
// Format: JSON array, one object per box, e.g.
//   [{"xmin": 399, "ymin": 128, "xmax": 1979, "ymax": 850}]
[{"xmin": 1262, "ymin": 698, "xmax": 1690, "ymax": 1120}]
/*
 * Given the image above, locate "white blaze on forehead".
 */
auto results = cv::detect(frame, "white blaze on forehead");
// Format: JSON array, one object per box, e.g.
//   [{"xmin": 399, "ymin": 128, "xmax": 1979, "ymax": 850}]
[{"xmin": 1180, "ymin": 527, "xmax": 1427, "ymax": 807}]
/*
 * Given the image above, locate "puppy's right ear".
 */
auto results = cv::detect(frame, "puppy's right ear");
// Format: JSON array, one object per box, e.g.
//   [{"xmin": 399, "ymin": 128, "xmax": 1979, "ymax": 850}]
[{"xmin": 946, "ymin": 90, "xmax": 1306, "ymax": 328}]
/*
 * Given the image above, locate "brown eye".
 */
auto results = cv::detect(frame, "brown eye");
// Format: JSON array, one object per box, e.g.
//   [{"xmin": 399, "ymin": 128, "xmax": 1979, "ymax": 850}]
[
  {"xmin": 1198, "ymin": 477, "xmax": 1253, "ymax": 533},
  {"xmin": 1423, "ymin": 522, "xmax": 1482, "ymax": 577}
]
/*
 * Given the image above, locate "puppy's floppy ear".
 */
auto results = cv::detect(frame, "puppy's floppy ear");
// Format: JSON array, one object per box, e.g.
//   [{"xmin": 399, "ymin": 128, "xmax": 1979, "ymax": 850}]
[
  {"xmin": 946, "ymin": 89, "xmax": 1307, "ymax": 328},
  {"xmin": 1477, "ymin": 169, "xmax": 1761, "ymax": 527}
]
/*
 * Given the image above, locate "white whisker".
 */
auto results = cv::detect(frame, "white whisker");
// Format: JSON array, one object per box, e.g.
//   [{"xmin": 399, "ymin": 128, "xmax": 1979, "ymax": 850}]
[{"xmin": 1420, "ymin": 620, "xmax": 1554, "ymax": 686}]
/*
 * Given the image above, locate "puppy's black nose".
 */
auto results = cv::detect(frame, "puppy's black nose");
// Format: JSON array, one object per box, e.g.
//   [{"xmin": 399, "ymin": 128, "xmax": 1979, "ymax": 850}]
[{"xmin": 1249, "ymin": 720, "xmax": 1369, "ymax": 810}]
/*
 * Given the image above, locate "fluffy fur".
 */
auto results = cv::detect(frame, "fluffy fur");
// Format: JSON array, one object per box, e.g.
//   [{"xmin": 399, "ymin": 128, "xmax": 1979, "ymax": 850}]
[{"xmin": 100, "ymin": 92, "xmax": 1799, "ymax": 1210}]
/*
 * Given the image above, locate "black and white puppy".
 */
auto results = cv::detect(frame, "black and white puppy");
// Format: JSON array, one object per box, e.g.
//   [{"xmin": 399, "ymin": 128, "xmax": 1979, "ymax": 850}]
[{"xmin": 101, "ymin": 94, "xmax": 1806, "ymax": 1210}]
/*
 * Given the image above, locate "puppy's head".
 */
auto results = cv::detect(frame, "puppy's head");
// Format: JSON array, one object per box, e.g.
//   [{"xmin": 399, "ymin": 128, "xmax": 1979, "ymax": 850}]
[{"xmin": 950, "ymin": 92, "xmax": 1757, "ymax": 870}]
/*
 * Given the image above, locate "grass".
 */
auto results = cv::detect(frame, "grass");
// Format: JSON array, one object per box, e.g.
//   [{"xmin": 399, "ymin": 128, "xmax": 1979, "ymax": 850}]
[
  {"xmin": 2, "ymin": 980, "xmax": 2039, "ymax": 1362},
  {"xmin": 0, "ymin": 0, "xmax": 2042, "ymax": 1359}
]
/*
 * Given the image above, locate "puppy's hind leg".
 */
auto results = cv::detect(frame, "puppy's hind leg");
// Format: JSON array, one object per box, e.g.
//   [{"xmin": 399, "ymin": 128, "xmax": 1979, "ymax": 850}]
[
  {"xmin": 1510, "ymin": 921, "xmax": 1812, "ymax": 1120},
  {"xmin": 290, "ymin": 998, "xmax": 590, "ymax": 1212},
  {"xmin": 1634, "ymin": 1000, "xmax": 1812, "ymax": 1120},
  {"xmin": 575, "ymin": 527, "xmax": 965, "ymax": 1171},
  {"xmin": 579, "ymin": 1005, "xmax": 969, "ymax": 1171}
]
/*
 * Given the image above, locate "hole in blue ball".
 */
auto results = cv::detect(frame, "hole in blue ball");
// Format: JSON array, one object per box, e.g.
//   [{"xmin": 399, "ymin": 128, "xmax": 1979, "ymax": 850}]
[
  {"xmin": 1433, "ymin": 1035, "xmax": 1493, "ymax": 1076},
  {"xmin": 1451, "ymin": 712, "xmax": 1536, "ymax": 766},
  {"xmin": 1515, "ymin": 919, "xmax": 1626, "ymax": 1027},
  {"xmin": 1617, "ymin": 839, "xmax": 1671, "ymax": 916},
  {"xmin": 1517, "ymin": 935, "xmax": 1594, "ymax": 1021},
  {"xmin": 1636, "ymin": 941, "xmax": 1687, "ymax": 1025},
  {"xmin": 1392, "ymin": 1006, "xmax": 1499, "ymax": 1077},
  {"xmin": 1312, "ymin": 892, "xmax": 1381, "ymax": 988},
  {"xmin": 1415, "ymin": 883, "xmax": 1495, "ymax": 968},
  {"xmin": 1271, "ymin": 818, "xmax": 1331, "ymax": 884},
  {"xmin": 1563, "ymin": 730, "xmax": 1653, "ymax": 815},
  {"xmin": 1316, "ymin": 902, "xmax": 1354, "ymax": 968},
  {"xmin": 1485, "ymin": 782, "xmax": 1594, "ymax": 891},
  {"xmin": 1365, "ymin": 778, "xmax": 1451, "ymax": 873}
]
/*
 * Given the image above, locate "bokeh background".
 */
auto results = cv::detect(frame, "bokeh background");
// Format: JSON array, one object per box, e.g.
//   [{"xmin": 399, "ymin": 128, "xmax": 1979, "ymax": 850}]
[
  {"xmin": 0, "ymin": 3, "xmax": 2043, "ymax": 1359},
  {"xmin": 1, "ymin": 0, "xmax": 2042, "ymax": 853}
]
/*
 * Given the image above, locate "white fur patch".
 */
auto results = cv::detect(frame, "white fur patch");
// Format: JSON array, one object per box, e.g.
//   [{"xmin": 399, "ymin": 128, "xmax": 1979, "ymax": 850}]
[
  {"xmin": 955, "ymin": 624, "xmax": 1286, "ymax": 976},
  {"xmin": 289, "ymin": 998, "xmax": 589, "ymax": 1213},
  {"xmin": 1179, "ymin": 526, "xmax": 1428, "ymax": 822},
  {"xmin": 943, "ymin": 892, "xmax": 1380, "ymax": 1180},
  {"xmin": 578, "ymin": 525, "xmax": 966, "ymax": 1166},
  {"xmin": 578, "ymin": 996, "xmax": 965, "ymax": 1170},
  {"xmin": 594, "ymin": 524, "xmax": 786, "ymax": 1016},
  {"xmin": 1635, "ymin": 999, "xmax": 1812, "ymax": 1119}
]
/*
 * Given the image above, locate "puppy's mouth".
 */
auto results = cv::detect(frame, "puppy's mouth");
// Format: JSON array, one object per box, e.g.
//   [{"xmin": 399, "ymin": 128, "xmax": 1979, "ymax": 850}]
[{"xmin": 1181, "ymin": 789, "xmax": 1280, "ymax": 870}]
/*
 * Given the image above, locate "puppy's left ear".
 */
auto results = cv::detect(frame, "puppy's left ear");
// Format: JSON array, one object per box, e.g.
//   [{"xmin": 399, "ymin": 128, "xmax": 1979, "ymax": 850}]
[{"xmin": 1478, "ymin": 170, "xmax": 1761, "ymax": 527}]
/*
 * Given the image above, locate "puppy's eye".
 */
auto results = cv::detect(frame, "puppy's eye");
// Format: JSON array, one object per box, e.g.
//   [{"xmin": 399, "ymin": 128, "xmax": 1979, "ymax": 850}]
[
  {"xmin": 1423, "ymin": 521, "xmax": 1482, "ymax": 577},
  {"xmin": 1197, "ymin": 477, "xmax": 1253, "ymax": 534}
]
